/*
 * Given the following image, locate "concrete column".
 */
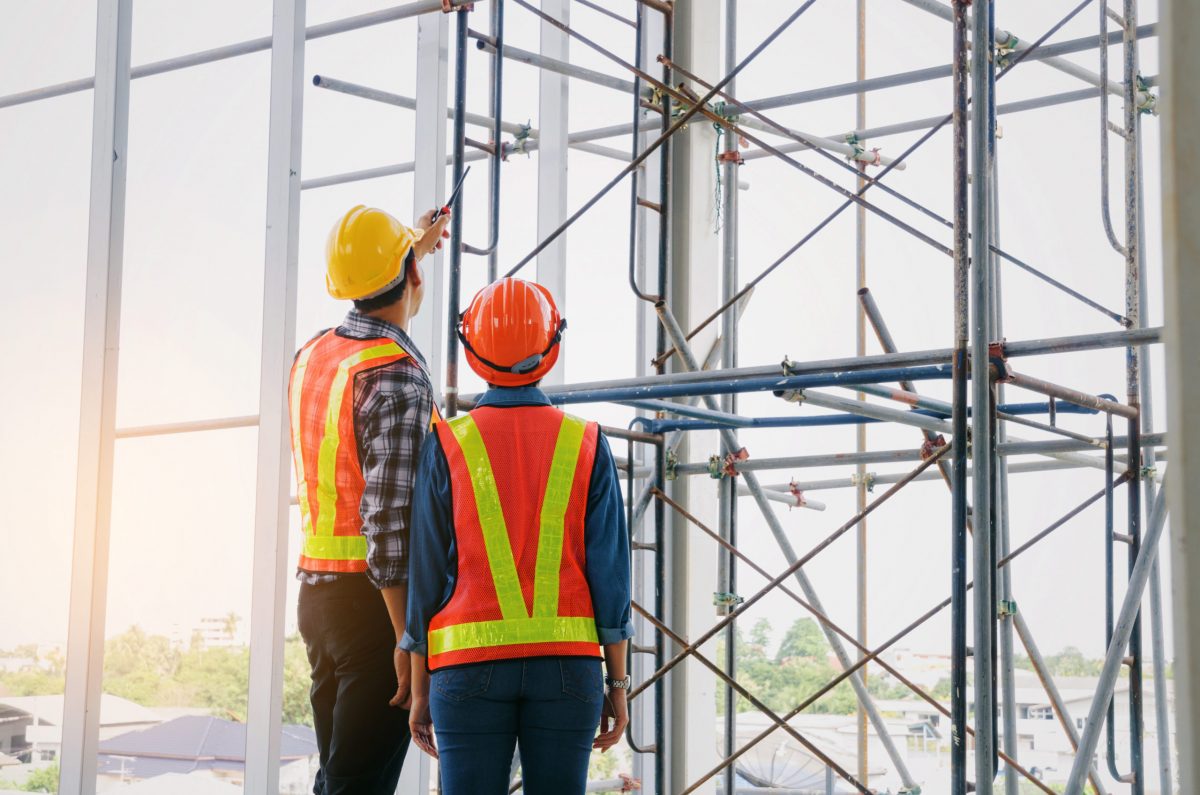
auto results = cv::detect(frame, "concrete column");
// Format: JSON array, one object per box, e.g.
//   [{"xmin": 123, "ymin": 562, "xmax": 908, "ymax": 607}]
[
  {"xmin": 536, "ymin": 0, "xmax": 569, "ymax": 385},
  {"xmin": 666, "ymin": 1, "xmax": 720, "ymax": 790},
  {"xmin": 1162, "ymin": 0, "xmax": 1200, "ymax": 789}
]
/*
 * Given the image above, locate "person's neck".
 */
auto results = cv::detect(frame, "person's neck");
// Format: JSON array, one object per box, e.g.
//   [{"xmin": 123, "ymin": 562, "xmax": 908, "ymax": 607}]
[{"xmin": 363, "ymin": 302, "xmax": 412, "ymax": 333}]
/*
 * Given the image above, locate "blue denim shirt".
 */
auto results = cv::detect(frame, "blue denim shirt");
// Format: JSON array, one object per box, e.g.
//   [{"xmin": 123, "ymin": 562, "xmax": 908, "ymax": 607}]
[{"xmin": 401, "ymin": 386, "xmax": 635, "ymax": 655}]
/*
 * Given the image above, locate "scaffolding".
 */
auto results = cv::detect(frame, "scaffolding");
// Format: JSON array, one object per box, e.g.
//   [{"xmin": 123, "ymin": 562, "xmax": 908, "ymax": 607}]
[{"xmin": 14, "ymin": 0, "xmax": 1185, "ymax": 793}]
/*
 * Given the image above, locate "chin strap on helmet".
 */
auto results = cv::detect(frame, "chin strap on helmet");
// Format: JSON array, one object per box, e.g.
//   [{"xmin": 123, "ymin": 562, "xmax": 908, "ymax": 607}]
[{"xmin": 457, "ymin": 318, "xmax": 567, "ymax": 375}]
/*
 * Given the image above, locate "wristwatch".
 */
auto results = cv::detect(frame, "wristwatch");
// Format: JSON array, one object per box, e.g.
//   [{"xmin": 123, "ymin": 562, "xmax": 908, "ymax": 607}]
[{"xmin": 605, "ymin": 674, "xmax": 632, "ymax": 690}]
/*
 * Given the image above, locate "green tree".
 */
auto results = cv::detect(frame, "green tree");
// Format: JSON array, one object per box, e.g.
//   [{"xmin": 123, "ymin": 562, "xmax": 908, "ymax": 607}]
[
  {"xmin": 776, "ymin": 618, "xmax": 826, "ymax": 663},
  {"xmin": 0, "ymin": 763, "xmax": 59, "ymax": 793}
]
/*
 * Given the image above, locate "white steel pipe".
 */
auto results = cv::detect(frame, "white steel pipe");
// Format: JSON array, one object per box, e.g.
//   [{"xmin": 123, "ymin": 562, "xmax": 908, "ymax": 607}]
[{"xmin": 0, "ymin": 0, "xmax": 482, "ymax": 110}]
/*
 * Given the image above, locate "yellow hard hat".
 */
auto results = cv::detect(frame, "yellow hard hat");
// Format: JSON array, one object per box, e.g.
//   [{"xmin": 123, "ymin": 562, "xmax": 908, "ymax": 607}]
[{"xmin": 325, "ymin": 205, "xmax": 425, "ymax": 300}]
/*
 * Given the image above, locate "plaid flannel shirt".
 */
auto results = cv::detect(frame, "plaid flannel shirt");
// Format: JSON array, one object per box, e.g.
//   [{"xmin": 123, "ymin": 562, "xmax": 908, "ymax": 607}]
[{"xmin": 296, "ymin": 309, "xmax": 436, "ymax": 589}]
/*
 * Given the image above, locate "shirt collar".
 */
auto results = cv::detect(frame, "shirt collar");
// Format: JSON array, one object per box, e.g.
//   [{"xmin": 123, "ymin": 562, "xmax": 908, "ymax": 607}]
[
  {"xmin": 339, "ymin": 308, "xmax": 428, "ymax": 370},
  {"xmin": 475, "ymin": 386, "xmax": 553, "ymax": 408}
]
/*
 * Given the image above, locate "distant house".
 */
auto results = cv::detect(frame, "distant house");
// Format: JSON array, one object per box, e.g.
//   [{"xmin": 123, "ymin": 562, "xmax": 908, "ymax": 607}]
[
  {"xmin": 0, "ymin": 694, "xmax": 160, "ymax": 762},
  {"xmin": 97, "ymin": 715, "xmax": 317, "ymax": 793}
]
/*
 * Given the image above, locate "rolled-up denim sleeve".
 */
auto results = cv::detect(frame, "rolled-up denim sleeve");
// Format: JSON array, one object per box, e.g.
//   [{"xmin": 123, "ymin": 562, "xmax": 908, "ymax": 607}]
[
  {"xmin": 400, "ymin": 432, "xmax": 456, "ymax": 656},
  {"xmin": 584, "ymin": 433, "xmax": 635, "ymax": 645}
]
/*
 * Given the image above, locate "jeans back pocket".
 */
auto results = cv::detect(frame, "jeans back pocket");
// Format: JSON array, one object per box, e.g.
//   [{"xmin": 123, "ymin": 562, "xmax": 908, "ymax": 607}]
[
  {"xmin": 559, "ymin": 658, "xmax": 603, "ymax": 704},
  {"xmin": 433, "ymin": 663, "xmax": 494, "ymax": 702}
]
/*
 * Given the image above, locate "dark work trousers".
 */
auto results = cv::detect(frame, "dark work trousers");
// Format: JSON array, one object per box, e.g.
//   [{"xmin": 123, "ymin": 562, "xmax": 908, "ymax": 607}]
[
  {"xmin": 298, "ymin": 576, "xmax": 411, "ymax": 795},
  {"xmin": 430, "ymin": 657, "xmax": 603, "ymax": 795}
]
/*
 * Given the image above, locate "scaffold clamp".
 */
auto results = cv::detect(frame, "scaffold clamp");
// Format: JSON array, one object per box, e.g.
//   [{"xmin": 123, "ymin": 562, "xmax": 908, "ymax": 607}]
[
  {"xmin": 788, "ymin": 480, "xmax": 807, "ymax": 508},
  {"xmin": 1136, "ymin": 75, "xmax": 1159, "ymax": 116},
  {"xmin": 997, "ymin": 599, "xmax": 1018, "ymax": 618},
  {"xmin": 988, "ymin": 339, "xmax": 1013, "ymax": 382},
  {"xmin": 851, "ymin": 471, "xmax": 876, "ymax": 492},
  {"xmin": 844, "ymin": 132, "xmax": 882, "ymax": 167},
  {"xmin": 921, "ymin": 435, "xmax": 948, "ymax": 460},
  {"xmin": 617, "ymin": 773, "xmax": 641, "ymax": 792},
  {"xmin": 716, "ymin": 149, "xmax": 745, "ymax": 166},
  {"xmin": 442, "ymin": 0, "xmax": 475, "ymax": 12},
  {"xmin": 1141, "ymin": 465, "xmax": 1157, "ymax": 480},
  {"xmin": 777, "ymin": 387, "xmax": 806, "ymax": 404},
  {"xmin": 665, "ymin": 450, "xmax": 679, "ymax": 481},
  {"xmin": 995, "ymin": 33, "xmax": 1019, "ymax": 69},
  {"xmin": 710, "ymin": 448, "xmax": 749, "ymax": 478},
  {"xmin": 502, "ymin": 121, "xmax": 533, "ymax": 161},
  {"xmin": 713, "ymin": 591, "xmax": 745, "ymax": 609}
]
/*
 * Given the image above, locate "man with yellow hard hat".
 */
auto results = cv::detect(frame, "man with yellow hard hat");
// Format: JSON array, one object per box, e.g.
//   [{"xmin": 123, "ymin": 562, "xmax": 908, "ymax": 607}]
[{"xmin": 289, "ymin": 205, "xmax": 449, "ymax": 794}]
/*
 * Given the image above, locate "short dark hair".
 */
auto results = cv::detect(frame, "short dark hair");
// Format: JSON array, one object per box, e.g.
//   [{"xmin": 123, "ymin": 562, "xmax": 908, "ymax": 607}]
[{"xmin": 353, "ymin": 250, "xmax": 414, "ymax": 313}]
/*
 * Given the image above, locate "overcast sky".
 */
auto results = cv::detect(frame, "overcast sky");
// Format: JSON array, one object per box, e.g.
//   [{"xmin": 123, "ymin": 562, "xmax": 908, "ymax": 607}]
[{"xmin": 0, "ymin": 0, "xmax": 1168, "ymax": 696}]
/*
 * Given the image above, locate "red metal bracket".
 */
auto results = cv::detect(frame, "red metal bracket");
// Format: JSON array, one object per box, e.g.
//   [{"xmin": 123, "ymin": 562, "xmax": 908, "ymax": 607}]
[
  {"xmin": 716, "ymin": 150, "xmax": 744, "ymax": 166},
  {"xmin": 724, "ymin": 447, "xmax": 749, "ymax": 477},
  {"xmin": 788, "ymin": 480, "xmax": 808, "ymax": 508},
  {"xmin": 988, "ymin": 339, "xmax": 1013, "ymax": 382},
  {"xmin": 442, "ymin": 0, "xmax": 474, "ymax": 12},
  {"xmin": 921, "ymin": 434, "xmax": 948, "ymax": 460}
]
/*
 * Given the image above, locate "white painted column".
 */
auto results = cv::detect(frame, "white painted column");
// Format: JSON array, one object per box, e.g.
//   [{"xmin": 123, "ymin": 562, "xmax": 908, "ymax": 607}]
[
  {"xmin": 59, "ymin": 2, "xmax": 131, "ymax": 792},
  {"xmin": 666, "ymin": 1, "xmax": 720, "ymax": 790},
  {"xmin": 1163, "ymin": 0, "xmax": 1200, "ymax": 788},
  {"xmin": 244, "ymin": 0, "xmax": 306, "ymax": 792},
  {"xmin": 396, "ymin": 9, "xmax": 448, "ymax": 790},
  {"xmin": 409, "ymin": 8, "xmax": 450, "ymax": 406},
  {"xmin": 536, "ymin": 0, "xmax": 569, "ymax": 386}
]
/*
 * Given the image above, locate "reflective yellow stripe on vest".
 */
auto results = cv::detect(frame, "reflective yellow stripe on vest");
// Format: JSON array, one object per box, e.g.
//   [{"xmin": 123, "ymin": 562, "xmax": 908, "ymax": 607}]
[
  {"xmin": 430, "ymin": 413, "xmax": 598, "ymax": 655},
  {"xmin": 314, "ymin": 343, "xmax": 401, "ymax": 538},
  {"xmin": 290, "ymin": 342, "xmax": 318, "ymax": 541},
  {"xmin": 532, "ymin": 415, "xmax": 586, "ymax": 618}
]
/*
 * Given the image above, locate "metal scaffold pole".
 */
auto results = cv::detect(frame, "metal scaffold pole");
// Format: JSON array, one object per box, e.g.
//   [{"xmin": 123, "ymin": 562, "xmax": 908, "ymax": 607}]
[
  {"xmin": 970, "ymin": 0, "xmax": 997, "ymax": 787},
  {"xmin": 1122, "ymin": 4, "xmax": 1147, "ymax": 791},
  {"xmin": 950, "ymin": 2, "xmax": 970, "ymax": 792},
  {"xmin": 718, "ymin": 3, "xmax": 739, "ymax": 793},
  {"xmin": 853, "ymin": 1, "xmax": 870, "ymax": 784}
]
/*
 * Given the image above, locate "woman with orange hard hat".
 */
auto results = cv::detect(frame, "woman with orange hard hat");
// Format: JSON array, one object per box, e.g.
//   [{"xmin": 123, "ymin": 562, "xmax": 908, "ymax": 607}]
[{"xmin": 400, "ymin": 278, "xmax": 633, "ymax": 794}]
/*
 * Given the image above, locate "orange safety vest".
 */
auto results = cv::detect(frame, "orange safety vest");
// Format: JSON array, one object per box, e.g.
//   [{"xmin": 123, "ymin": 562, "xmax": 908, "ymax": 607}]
[
  {"xmin": 289, "ymin": 330, "xmax": 440, "ymax": 574},
  {"xmin": 427, "ymin": 405, "xmax": 602, "ymax": 670}
]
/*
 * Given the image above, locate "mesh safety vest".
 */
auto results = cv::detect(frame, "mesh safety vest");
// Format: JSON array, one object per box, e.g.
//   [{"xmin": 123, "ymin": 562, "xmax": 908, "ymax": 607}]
[
  {"xmin": 427, "ymin": 405, "xmax": 602, "ymax": 670},
  {"xmin": 289, "ymin": 330, "xmax": 440, "ymax": 574}
]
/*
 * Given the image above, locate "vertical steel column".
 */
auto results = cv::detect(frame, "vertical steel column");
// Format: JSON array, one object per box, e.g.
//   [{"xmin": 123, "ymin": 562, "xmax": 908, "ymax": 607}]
[
  {"xmin": 991, "ymin": 135, "xmax": 1019, "ymax": 795},
  {"xmin": 536, "ymin": 0, "xmax": 570, "ymax": 386},
  {"xmin": 853, "ymin": 2, "xmax": 869, "ymax": 783},
  {"xmin": 444, "ymin": 7, "xmax": 469, "ymax": 416},
  {"xmin": 1136, "ymin": 105, "xmax": 1172, "ymax": 795},
  {"xmin": 410, "ymin": 8, "xmax": 450, "ymax": 404},
  {"xmin": 970, "ymin": 0, "xmax": 996, "ymax": 787},
  {"xmin": 949, "ymin": 3, "xmax": 970, "ymax": 793},
  {"xmin": 665, "ymin": 3, "xmax": 719, "ymax": 788},
  {"xmin": 1122, "ymin": 3, "xmax": 1147, "ymax": 791},
  {"xmin": 60, "ymin": 2, "xmax": 132, "ymax": 792},
  {"xmin": 1162, "ymin": 0, "xmax": 1200, "ymax": 787},
  {"xmin": 717, "ymin": 6, "xmax": 739, "ymax": 794},
  {"xmin": 627, "ymin": 6, "xmax": 664, "ymax": 793},
  {"xmin": 244, "ymin": 0, "xmax": 306, "ymax": 792},
  {"xmin": 485, "ymin": 0, "xmax": 505, "ymax": 280}
]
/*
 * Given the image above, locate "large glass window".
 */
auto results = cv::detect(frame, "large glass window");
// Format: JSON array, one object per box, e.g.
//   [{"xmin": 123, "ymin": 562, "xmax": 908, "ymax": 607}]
[{"xmin": 0, "ymin": 2, "xmax": 96, "ymax": 779}]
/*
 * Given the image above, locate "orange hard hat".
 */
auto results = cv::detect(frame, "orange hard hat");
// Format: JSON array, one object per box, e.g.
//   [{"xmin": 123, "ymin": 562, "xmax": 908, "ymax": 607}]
[{"xmin": 458, "ymin": 278, "xmax": 566, "ymax": 387}]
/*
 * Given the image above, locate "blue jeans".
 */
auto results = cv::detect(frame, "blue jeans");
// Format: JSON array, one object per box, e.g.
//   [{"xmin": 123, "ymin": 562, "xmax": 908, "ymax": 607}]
[{"xmin": 430, "ymin": 657, "xmax": 604, "ymax": 795}]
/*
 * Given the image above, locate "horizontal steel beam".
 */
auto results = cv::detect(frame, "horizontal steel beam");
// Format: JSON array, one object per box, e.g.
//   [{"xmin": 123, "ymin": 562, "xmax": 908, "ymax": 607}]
[
  {"xmin": 738, "ymin": 23, "xmax": 1157, "ymax": 113},
  {"xmin": 470, "ymin": 31, "xmax": 637, "ymax": 94},
  {"xmin": 741, "ymin": 79, "xmax": 1159, "ymax": 161},
  {"xmin": 115, "ymin": 415, "xmax": 258, "ymax": 439},
  {"xmin": 463, "ymin": 327, "xmax": 1161, "ymax": 405},
  {"xmin": 0, "ymin": 0, "xmax": 482, "ymax": 110}
]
